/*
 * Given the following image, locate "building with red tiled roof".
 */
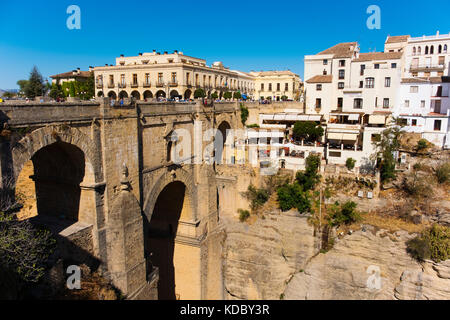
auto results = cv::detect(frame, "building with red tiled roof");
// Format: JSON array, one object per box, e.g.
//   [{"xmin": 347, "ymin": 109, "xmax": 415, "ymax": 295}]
[{"xmin": 50, "ymin": 68, "xmax": 92, "ymax": 85}]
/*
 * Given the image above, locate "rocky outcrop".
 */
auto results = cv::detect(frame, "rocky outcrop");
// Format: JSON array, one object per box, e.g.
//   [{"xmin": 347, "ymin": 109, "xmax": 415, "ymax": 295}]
[
  {"xmin": 223, "ymin": 211, "xmax": 319, "ymax": 300},
  {"xmin": 284, "ymin": 226, "xmax": 450, "ymax": 300}
]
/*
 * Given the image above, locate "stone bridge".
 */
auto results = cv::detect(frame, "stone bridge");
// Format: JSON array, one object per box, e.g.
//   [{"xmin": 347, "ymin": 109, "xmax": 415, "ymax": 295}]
[{"xmin": 0, "ymin": 99, "xmax": 241, "ymax": 299}]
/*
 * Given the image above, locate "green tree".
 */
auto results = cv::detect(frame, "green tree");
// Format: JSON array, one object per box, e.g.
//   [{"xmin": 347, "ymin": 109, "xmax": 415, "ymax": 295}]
[
  {"xmin": 233, "ymin": 91, "xmax": 241, "ymax": 100},
  {"xmin": 345, "ymin": 158, "xmax": 356, "ymax": 171},
  {"xmin": 243, "ymin": 185, "xmax": 269, "ymax": 211},
  {"xmin": 295, "ymin": 154, "xmax": 321, "ymax": 191},
  {"xmin": 407, "ymin": 224, "xmax": 450, "ymax": 263},
  {"xmin": 374, "ymin": 124, "xmax": 403, "ymax": 183},
  {"xmin": 327, "ymin": 201, "xmax": 361, "ymax": 227},
  {"xmin": 416, "ymin": 139, "xmax": 428, "ymax": 152},
  {"xmin": 16, "ymin": 80, "xmax": 29, "ymax": 97},
  {"xmin": 223, "ymin": 91, "xmax": 232, "ymax": 100},
  {"xmin": 277, "ymin": 182, "xmax": 311, "ymax": 213},
  {"xmin": 24, "ymin": 66, "xmax": 45, "ymax": 99},
  {"xmin": 211, "ymin": 92, "xmax": 218, "ymax": 100},
  {"xmin": 281, "ymin": 95, "xmax": 288, "ymax": 101},
  {"xmin": 2, "ymin": 91, "xmax": 15, "ymax": 99},
  {"xmin": 194, "ymin": 88, "xmax": 206, "ymax": 98},
  {"xmin": 49, "ymin": 84, "xmax": 65, "ymax": 100},
  {"xmin": 292, "ymin": 121, "xmax": 324, "ymax": 143}
]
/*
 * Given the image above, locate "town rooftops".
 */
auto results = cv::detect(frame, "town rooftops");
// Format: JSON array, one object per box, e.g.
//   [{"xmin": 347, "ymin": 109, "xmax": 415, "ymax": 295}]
[
  {"xmin": 50, "ymin": 69, "xmax": 91, "ymax": 79},
  {"xmin": 353, "ymin": 52, "xmax": 403, "ymax": 62},
  {"xmin": 306, "ymin": 75, "xmax": 333, "ymax": 83},
  {"xmin": 316, "ymin": 42, "xmax": 358, "ymax": 58},
  {"xmin": 385, "ymin": 35, "xmax": 410, "ymax": 44},
  {"xmin": 251, "ymin": 70, "xmax": 298, "ymax": 77}
]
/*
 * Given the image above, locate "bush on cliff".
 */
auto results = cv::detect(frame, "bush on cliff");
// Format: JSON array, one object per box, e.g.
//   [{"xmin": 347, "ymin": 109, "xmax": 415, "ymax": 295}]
[{"xmin": 407, "ymin": 224, "xmax": 450, "ymax": 263}]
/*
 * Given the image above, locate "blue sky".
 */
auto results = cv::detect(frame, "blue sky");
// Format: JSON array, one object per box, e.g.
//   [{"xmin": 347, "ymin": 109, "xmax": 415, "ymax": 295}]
[{"xmin": 1, "ymin": 0, "xmax": 450, "ymax": 89}]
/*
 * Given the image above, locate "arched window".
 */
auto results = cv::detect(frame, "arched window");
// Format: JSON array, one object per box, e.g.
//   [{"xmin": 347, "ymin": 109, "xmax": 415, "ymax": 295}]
[
  {"xmin": 430, "ymin": 46, "xmax": 434, "ymax": 54},
  {"xmin": 418, "ymin": 47, "xmax": 422, "ymax": 55},
  {"xmin": 413, "ymin": 47, "xmax": 416, "ymax": 55},
  {"xmin": 425, "ymin": 46, "xmax": 429, "ymax": 55},
  {"xmin": 444, "ymin": 45, "xmax": 448, "ymax": 53},
  {"xmin": 439, "ymin": 45, "xmax": 442, "ymax": 54}
]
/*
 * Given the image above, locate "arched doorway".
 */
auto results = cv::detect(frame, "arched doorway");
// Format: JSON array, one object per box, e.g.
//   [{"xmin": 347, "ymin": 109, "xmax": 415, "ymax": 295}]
[
  {"xmin": 131, "ymin": 90, "xmax": 141, "ymax": 100},
  {"xmin": 147, "ymin": 181, "xmax": 195, "ymax": 300},
  {"xmin": 119, "ymin": 91, "xmax": 128, "ymax": 99},
  {"xmin": 143, "ymin": 90, "xmax": 153, "ymax": 100},
  {"xmin": 108, "ymin": 91, "xmax": 117, "ymax": 100},
  {"xmin": 170, "ymin": 90, "xmax": 179, "ymax": 99},
  {"xmin": 184, "ymin": 89, "xmax": 192, "ymax": 100},
  {"xmin": 215, "ymin": 121, "xmax": 232, "ymax": 164},
  {"xmin": 156, "ymin": 90, "xmax": 166, "ymax": 99},
  {"xmin": 97, "ymin": 91, "xmax": 104, "ymax": 97}
]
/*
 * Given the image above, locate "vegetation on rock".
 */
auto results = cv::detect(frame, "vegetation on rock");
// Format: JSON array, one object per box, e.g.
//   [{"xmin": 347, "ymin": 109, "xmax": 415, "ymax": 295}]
[{"xmin": 407, "ymin": 224, "xmax": 450, "ymax": 263}]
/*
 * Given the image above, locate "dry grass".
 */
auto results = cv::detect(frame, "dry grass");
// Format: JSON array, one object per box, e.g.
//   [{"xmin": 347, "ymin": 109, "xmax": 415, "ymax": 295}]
[
  {"xmin": 58, "ymin": 272, "xmax": 120, "ymax": 300},
  {"xmin": 15, "ymin": 160, "xmax": 37, "ymax": 220}
]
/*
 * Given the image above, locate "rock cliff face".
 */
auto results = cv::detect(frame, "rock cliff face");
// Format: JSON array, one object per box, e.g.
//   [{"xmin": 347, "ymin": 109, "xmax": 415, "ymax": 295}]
[
  {"xmin": 284, "ymin": 226, "xmax": 450, "ymax": 300},
  {"xmin": 222, "ymin": 211, "xmax": 319, "ymax": 300}
]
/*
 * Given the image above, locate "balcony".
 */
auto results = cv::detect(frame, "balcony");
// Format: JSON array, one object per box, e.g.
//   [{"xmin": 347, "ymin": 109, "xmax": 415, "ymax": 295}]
[
  {"xmin": 168, "ymin": 82, "xmax": 178, "ymax": 87},
  {"xmin": 409, "ymin": 64, "xmax": 445, "ymax": 72},
  {"xmin": 118, "ymin": 83, "xmax": 126, "ymax": 88},
  {"xmin": 130, "ymin": 82, "xmax": 139, "ymax": 88},
  {"xmin": 96, "ymin": 83, "xmax": 103, "ymax": 89},
  {"xmin": 143, "ymin": 82, "xmax": 151, "ymax": 88},
  {"xmin": 156, "ymin": 82, "xmax": 165, "ymax": 88},
  {"xmin": 107, "ymin": 83, "xmax": 115, "ymax": 88}
]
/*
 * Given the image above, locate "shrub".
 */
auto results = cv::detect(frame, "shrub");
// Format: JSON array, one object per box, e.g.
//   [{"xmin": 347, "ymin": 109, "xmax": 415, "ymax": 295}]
[
  {"xmin": 223, "ymin": 91, "xmax": 232, "ymax": 100},
  {"xmin": 435, "ymin": 162, "xmax": 450, "ymax": 184},
  {"xmin": 238, "ymin": 209, "xmax": 250, "ymax": 222},
  {"xmin": 211, "ymin": 92, "xmax": 218, "ymax": 100},
  {"xmin": 233, "ymin": 91, "xmax": 241, "ymax": 100},
  {"xmin": 277, "ymin": 182, "xmax": 311, "ymax": 213},
  {"xmin": 194, "ymin": 88, "xmax": 205, "ymax": 98},
  {"xmin": 295, "ymin": 154, "xmax": 321, "ymax": 191},
  {"xmin": 416, "ymin": 139, "xmax": 428, "ymax": 152},
  {"xmin": 292, "ymin": 121, "xmax": 324, "ymax": 143},
  {"xmin": 240, "ymin": 103, "xmax": 249, "ymax": 125},
  {"xmin": 345, "ymin": 158, "xmax": 356, "ymax": 171},
  {"xmin": 0, "ymin": 212, "xmax": 56, "ymax": 283},
  {"xmin": 243, "ymin": 185, "xmax": 269, "ymax": 211},
  {"xmin": 407, "ymin": 224, "xmax": 450, "ymax": 262},
  {"xmin": 246, "ymin": 124, "xmax": 259, "ymax": 128},
  {"xmin": 281, "ymin": 95, "xmax": 288, "ymax": 101},
  {"xmin": 327, "ymin": 201, "xmax": 362, "ymax": 227}
]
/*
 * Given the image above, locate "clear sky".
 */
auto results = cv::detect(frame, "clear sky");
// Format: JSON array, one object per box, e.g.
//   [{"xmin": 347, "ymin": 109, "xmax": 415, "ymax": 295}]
[{"xmin": 1, "ymin": 0, "xmax": 450, "ymax": 89}]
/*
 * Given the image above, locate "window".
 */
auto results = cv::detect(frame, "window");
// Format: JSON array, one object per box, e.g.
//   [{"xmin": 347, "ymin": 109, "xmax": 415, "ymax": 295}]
[
  {"xmin": 339, "ymin": 70, "xmax": 345, "ymax": 80},
  {"xmin": 144, "ymin": 73, "xmax": 150, "ymax": 85},
  {"xmin": 186, "ymin": 72, "xmax": 191, "ymax": 85},
  {"xmin": 158, "ymin": 73, "xmax": 163, "ymax": 84},
  {"xmin": 195, "ymin": 74, "xmax": 199, "ymax": 86},
  {"xmin": 337, "ymin": 97, "xmax": 343, "ymax": 109},
  {"xmin": 354, "ymin": 98, "xmax": 363, "ymax": 109},
  {"xmin": 338, "ymin": 82, "xmax": 344, "ymax": 89},
  {"xmin": 323, "ymin": 69, "xmax": 327, "ymax": 75},
  {"xmin": 412, "ymin": 119, "xmax": 417, "ymax": 126},
  {"xmin": 421, "ymin": 100, "xmax": 425, "ymax": 108},
  {"xmin": 412, "ymin": 72, "xmax": 418, "ymax": 77},
  {"xmin": 316, "ymin": 84, "xmax": 322, "ymax": 91},
  {"xmin": 385, "ymin": 77, "xmax": 391, "ymax": 87},
  {"xmin": 405, "ymin": 100, "xmax": 410, "ymax": 108},
  {"xmin": 444, "ymin": 45, "xmax": 448, "ymax": 53},
  {"xmin": 439, "ymin": 45, "xmax": 442, "ymax": 54},
  {"xmin": 171, "ymin": 72, "xmax": 177, "ymax": 83},
  {"xmin": 425, "ymin": 46, "xmax": 429, "ymax": 54},
  {"xmin": 434, "ymin": 120, "xmax": 442, "ymax": 131},
  {"xmin": 315, "ymin": 98, "xmax": 322, "ymax": 109},
  {"xmin": 391, "ymin": 63, "xmax": 397, "ymax": 69},
  {"xmin": 383, "ymin": 98, "xmax": 390, "ymax": 108},
  {"xmin": 132, "ymin": 74, "xmax": 138, "ymax": 85},
  {"xmin": 425, "ymin": 71, "xmax": 431, "ymax": 78},
  {"xmin": 269, "ymin": 83, "xmax": 272, "ymax": 91},
  {"xmin": 418, "ymin": 47, "xmax": 422, "ymax": 55},
  {"xmin": 339, "ymin": 60, "xmax": 346, "ymax": 67},
  {"xmin": 374, "ymin": 64, "xmax": 380, "ymax": 69},
  {"xmin": 261, "ymin": 83, "xmax": 264, "ymax": 91},
  {"xmin": 359, "ymin": 81, "xmax": 363, "ymax": 88},
  {"xmin": 439, "ymin": 56, "xmax": 445, "ymax": 65},
  {"xmin": 430, "ymin": 46, "xmax": 434, "ymax": 54},
  {"xmin": 109, "ymin": 75, "xmax": 114, "ymax": 86},
  {"xmin": 365, "ymin": 77, "xmax": 375, "ymax": 88},
  {"xmin": 285, "ymin": 83, "xmax": 289, "ymax": 91},
  {"xmin": 323, "ymin": 59, "xmax": 328, "ymax": 65},
  {"xmin": 120, "ymin": 74, "xmax": 125, "ymax": 85},
  {"xmin": 277, "ymin": 83, "xmax": 281, "ymax": 91},
  {"xmin": 410, "ymin": 86, "xmax": 419, "ymax": 93},
  {"xmin": 413, "ymin": 47, "xmax": 416, "ymax": 55},
  {"xmin": 360, "ymin": 65, "xmax": 365, "ymax": 76}
]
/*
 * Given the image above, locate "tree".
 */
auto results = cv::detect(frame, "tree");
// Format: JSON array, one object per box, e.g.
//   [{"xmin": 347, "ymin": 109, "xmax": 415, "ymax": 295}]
[
  {"xmin": 24, "ymin": 66, "xmax": 45, "ymax": 99},
  {"xmin": 233, "ymin": 91, "xmax": 241, "ymax": 100},
  {"xmin": 327, "ymin": 201, "xmax": 361, "ymax": 227},
  {"xmin": 194, "ymin": 88, "xmax": 205, "ymax": 99},
  {"xmin": 211, "ymin": 92, "xmax": 218, "ymax": 100},
  {"xmin": 49, "ymin": 84, "xmax": 65, "ymax": 100},
  {"xmin": 346, "ymin": 158, "xmax": 356, "ymax": 171},
  {"xmin": 281, "ymin": 95, "xmax": 288, "ymax": 101},
  {"xmin": 223, "ymin": 91, "xmax": 232, "ymax": 100},
  {"xmin": 296, "ymin": 154, "xmax": 321, "ymax": 191},
  {"xmin": 16, "ymin": 80, "xmax": 29, "ymax": 97},
  {"xmin": 292, "ymin": 121, "xmax": 324, "ymax": 143},
  {"xmin": 2, "ymin": 91, "xmax": 16, "ymax": 99},
  {"xmin": 416, "ymin": 139, "xmax": 428, "ymax": 153},
  {"xmin": 374, "ymin": 124, "xmax": 403, "ymax": 182},
  {"xmin": 277, "ymin": 182, "xmax": 311, "ymax": 213}
]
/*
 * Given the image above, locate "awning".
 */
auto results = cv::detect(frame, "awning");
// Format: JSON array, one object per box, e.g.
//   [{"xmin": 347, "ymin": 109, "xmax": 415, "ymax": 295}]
[
  {"xmin": 328, "ymin": 132, "xmax": 343, "ymax": 140},
  {"xmin": 348, "ymin": 114, "xmax": 360, "ymax": 121},
  {"xmin": 342, "ymin": 133, "xmax": 358, "ymax": 141},
  {"xmin": 261, "ymin": 114, "xmax": 274, "ymax": 121},
  {"xmin": 369, "ymin": 115, "xmax": 386, "ymax": 124},
  {"xmin": 247, "ymin": 131, "xmax": 284, "ymax": 138},
  {"xmin": 308, "ymin": 115, "xmax": 322, "ymax": 121},
  {"xmin": 285, "ymin": 114, "xmax": 301, "ymax": 121},
  {"xmin": 273, "ymin": 114, "xmax": 286, "ymax": 121}
]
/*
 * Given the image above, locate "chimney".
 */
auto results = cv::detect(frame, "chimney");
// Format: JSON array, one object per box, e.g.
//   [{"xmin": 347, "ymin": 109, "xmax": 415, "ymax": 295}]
[
  {"xmin": 174, "ymin": 50, "xmax": 178, "ymax": 54},
  {"xmin": 164, "ymin": 51, "xmax": 168, "ymax": 54},
  {"xmin": 120, "ymin": 54, "xmax": 124, "ymax": 57},
  {"xmin": 105, "ymin": 63, "xmax": 108, "ymax": 66},
  {"xmin": 139, "ymin": 52, "xmax": 142, "ymax": 56}
]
